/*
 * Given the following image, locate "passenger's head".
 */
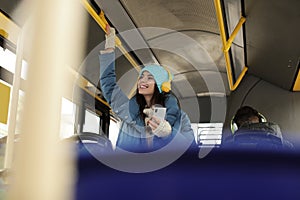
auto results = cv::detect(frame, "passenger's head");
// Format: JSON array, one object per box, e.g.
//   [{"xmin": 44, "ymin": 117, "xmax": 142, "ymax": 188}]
[
  {"xmin": 136, "ymin": 64, "xmax": 174, "ymax": 118},
  {"xmin": 137, "ymin": 64, "xmax": 173, "ymax": 94},
  {"xmin": 233, "ymin": 106, "xmax": 263, "ymax": 128}
]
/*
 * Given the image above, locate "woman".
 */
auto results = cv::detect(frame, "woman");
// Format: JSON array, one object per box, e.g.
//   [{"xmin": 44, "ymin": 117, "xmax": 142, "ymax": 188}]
[{"xmin": 99, "ymin": 25, "xmax": 196, "ymax": 152}]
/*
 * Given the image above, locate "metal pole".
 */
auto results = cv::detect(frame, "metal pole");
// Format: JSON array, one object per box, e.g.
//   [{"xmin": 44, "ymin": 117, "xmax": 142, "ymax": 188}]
[
  {"xmin": 4, "ymin": 28, "xmax": 23, "ymax": 169},
  {"xmin": 8, "ymin": 0, "xmax": 87, "ymax": 199}
]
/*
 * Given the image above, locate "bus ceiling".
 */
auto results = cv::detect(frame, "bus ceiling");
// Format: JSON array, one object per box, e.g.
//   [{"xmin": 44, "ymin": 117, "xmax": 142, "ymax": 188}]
[{"xmin": 1, "ymin": 0, "xmax": 300, "ymax": 93}]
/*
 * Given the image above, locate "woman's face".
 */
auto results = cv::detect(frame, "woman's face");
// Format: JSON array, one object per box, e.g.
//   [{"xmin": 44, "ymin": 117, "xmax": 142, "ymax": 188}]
[{"xmin": 138, "ymin": 71, "xmax": 156, "ymax": 96}]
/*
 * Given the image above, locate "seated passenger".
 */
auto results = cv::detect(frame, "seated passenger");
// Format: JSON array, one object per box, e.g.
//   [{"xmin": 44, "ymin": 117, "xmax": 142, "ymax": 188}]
[{"xmin": 222, "ymin": 106, "xmax": 294, "ymax": 150}]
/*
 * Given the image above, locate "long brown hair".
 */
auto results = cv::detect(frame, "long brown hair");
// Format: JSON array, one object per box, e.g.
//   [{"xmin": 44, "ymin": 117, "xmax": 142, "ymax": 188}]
[{"xmin": 135, "ymin": 83, "xmax": 180, "ymax": 123}]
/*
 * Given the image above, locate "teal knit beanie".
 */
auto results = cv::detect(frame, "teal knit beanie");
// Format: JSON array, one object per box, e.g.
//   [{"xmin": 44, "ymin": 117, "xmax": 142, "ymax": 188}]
[{"xmin": 139, "ymin": 64, "xmax": 173, "ymax": 93}]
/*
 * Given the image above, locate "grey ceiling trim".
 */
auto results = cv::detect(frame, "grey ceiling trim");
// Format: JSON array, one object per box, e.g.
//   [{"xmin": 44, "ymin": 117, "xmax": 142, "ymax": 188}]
[
  {"xmin": 147, "ymin": 29, "xmax": 220, "ymax": 42},
  {"xmin": 196, "ymin": 92, "xmax": 226, "ymax": 97},
  {"xmin": 173, "ymin": 69, "xmax": 227, "ymax": 76}
]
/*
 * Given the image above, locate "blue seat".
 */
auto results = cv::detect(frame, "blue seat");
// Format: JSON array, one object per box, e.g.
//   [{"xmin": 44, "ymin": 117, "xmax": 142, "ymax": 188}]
[{"xmin": 222, "ymin": 122, "xmax": 294, "ymax": 151}]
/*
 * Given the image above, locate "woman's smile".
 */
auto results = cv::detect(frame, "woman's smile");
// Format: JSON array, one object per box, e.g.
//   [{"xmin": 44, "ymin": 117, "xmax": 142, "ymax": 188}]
[{"xmin": 138, "ymin": 71, "xmax": 155, "ymax": 95}]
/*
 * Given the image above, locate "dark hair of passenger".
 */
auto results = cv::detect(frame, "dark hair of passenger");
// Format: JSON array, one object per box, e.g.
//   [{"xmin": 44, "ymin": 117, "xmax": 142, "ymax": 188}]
[{"xmin": 233, "ymin": 106, "xmax": 261, "ymax": 128}]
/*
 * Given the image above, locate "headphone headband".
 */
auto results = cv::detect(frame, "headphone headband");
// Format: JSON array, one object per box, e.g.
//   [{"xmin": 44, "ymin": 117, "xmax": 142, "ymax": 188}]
[{"xmin": 230, "ymin": 106, "xmax": 267, "ymax": 133}]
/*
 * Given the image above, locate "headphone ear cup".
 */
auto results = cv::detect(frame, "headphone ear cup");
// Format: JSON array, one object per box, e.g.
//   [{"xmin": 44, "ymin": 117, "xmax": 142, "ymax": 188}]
[
  {"xmin": 230, "ymin": 117, "xmax": 238, "ymax": 134},
  {"xmin": 258, "ymin": 113, "xmax": 267, "ymax": 122},
  {"xmin": 161, "ymin": 81, "xmax": 171, "ymax": 93},
  {"xmin": 231, "ymin": 121, "xmax": 238, "ymax": 134},
  {"xmin": 161, "ymin": 66, "xmax": 173, "ymax": 93}
]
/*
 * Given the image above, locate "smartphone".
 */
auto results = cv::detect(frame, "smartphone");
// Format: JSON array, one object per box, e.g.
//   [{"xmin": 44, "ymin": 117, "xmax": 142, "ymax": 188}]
[{"xmin": 153, "ymin": 107, "xmax": 166, "ymax": 120}]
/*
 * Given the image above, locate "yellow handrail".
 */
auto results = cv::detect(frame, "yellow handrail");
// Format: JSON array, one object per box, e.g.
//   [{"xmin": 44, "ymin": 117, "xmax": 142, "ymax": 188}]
[
  {"xmin": 1, "ymin": 8, "xmax": 110, "ymax": 109},
  {"xmin": 0, "ymin": 29, "xmax": 9, "ymax": 38},
  {"xmin": 293, "ymin": 69, "xmax": 300, "ymax": 91},
  {"xmin": 214, "ymin": 0, "xmax": 247, "ymax": 91},
  {"xmin": 68, "ymin": 68, "xmax": 110, "ymax": 107},
  {"xmin": 224, "ymin": 16, "xmax": 246, "ymax": 52},
  {"xmin": 80, "ymin": 0, "xmax": 141, "ymax": 72},
  {"xmin": 232, "ymin": 66, "xmax": 248, "ymax": 90},
  {"xmin": 0, "ymin": 11, "xmax": 20, "ymax": 46}
]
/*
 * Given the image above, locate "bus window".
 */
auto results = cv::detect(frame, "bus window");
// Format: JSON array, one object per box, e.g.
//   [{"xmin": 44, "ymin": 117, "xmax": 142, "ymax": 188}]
[
  {"xmin": 109, "ymin": 119, "xmax": 120, "ymax": 149},
  {"xmin": 83, "ymin": 109, "xmax": 100, "ymax": 134},
  {"xmin": 0, "ymin": 46, "xmax": 28, "ymax": 80},
  {"xmin": 60, "ymin": 97, "xmax": 77, "ymax": 139},
  {"xmin": 193, "ymin": 123, "xmax": 223, "ymax": 148}
]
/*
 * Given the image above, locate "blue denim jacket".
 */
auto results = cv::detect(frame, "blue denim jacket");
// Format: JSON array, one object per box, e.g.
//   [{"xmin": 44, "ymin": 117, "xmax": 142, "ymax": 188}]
[{"xmin": 99, "ymin": 52, "xmax": 195, "ymax": 152}]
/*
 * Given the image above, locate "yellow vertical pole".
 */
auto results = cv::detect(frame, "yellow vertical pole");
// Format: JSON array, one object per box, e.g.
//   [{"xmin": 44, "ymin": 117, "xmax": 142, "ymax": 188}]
[
  {"xmin": 214, "ymin": 0, "xmax": 248, "ymax": 91},
  {"xmin": 214, "ymin": 0, "xmax": 235, "ymax": 90}
]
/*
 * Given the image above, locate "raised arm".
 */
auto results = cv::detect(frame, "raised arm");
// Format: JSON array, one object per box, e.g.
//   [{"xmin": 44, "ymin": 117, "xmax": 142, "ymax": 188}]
[
  {"xmin": 99, "ymin": 26, "xmax": 132, "ymax": 122},
  {"xmin": 99, "ymin": 51, "xmax": 118, "ymax": 104}
]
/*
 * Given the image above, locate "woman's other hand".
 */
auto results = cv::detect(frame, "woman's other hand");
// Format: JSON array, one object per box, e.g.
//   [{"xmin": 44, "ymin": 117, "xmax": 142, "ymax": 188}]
[{"xmin": 148, "ymin": 116, "xmax": 172, "ymax": 137}]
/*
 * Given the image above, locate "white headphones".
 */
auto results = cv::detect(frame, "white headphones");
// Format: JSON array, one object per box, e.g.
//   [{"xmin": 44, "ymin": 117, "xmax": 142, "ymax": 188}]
[{"xmin": 230, "ymin": 107, "xmax": 267, "ymax": 134}]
